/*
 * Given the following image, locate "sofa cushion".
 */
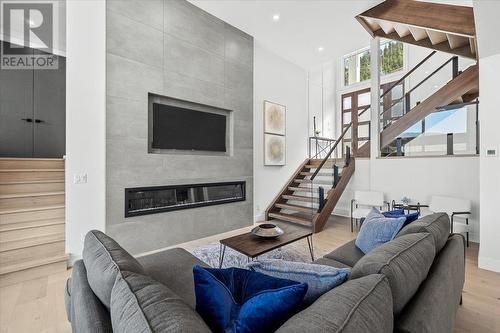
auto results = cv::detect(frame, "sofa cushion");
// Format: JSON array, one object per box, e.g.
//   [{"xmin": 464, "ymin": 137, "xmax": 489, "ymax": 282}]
[
  {"xmin": 137, "ymin": 248, "xmax": 209, "ymax": 309},
  {"xmin": 247, "ymin": 259, "xmax": 350, "ymax": 305},
  {"xmin": 324, "ymin": 239, "xmax": 364, "ymax": 267},
  {"xmin": 395, "ymin": 234, "xmax": 465, "ymax": 333},
  {"xmin": 110, "ymin": 271, "xmax": 211, "ymax": 333},
  {"xmin": 351, "ymin": 232, "xmax": 436, "ymax": 316},
  {"xmin": 66, "ymin": 260, "xmax": 113, "ymax": 333},
  {"xmin": 276, "ymin": 274, "xmax": 393, "ymax": 333},
  {"xmin": 82, "ymin": 230, "xmax": 144, "ymax": 309},
  {"xmin": 397, "ymin": 212, "xmax": 450, "ymax": 253},
  {"xmin": 313, "ymin": 257, "xmax": 352, "ymax": 269}
]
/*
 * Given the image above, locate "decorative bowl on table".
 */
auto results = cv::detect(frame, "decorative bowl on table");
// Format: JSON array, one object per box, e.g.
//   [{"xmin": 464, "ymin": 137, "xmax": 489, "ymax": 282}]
[{"xmin": 251, "ymin": 223, "xmax": 284, "ymax": 238}]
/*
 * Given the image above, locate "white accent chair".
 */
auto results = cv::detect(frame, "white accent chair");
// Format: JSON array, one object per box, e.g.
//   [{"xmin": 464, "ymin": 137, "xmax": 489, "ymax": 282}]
[
  {"xmin": 429, "ymin": 195, "xmax": 471, "ymax": 247},
  {"xmin": 350, "ymin": 191, "xmax": 388, "ymax": 232}
]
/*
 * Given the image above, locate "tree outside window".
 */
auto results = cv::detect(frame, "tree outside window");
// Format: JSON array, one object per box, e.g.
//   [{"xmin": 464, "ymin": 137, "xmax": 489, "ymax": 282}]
[{"xmin": 343, "ymin": 41, "xmax": 404, "ymax": 87}]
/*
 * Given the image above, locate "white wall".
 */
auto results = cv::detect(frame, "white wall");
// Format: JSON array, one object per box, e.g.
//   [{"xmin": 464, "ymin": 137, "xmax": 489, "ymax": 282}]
[
  {"xmin": 65, "ymin": 0, "xmax": 106, "ymax": 261},
  {"xmin": 308, "ymin": 61, "xmax": 336, "ymax": 139},
  {"xmin": 253, "ymin": 42, "xmax": 308, "ymax": 221},
  {"xmin": 474, "ymin": 0, "xmax": 500, "ymax": 273},
  {"xmin": 334, "ymin": 156, "xmax": 480, "ymax": 241}
]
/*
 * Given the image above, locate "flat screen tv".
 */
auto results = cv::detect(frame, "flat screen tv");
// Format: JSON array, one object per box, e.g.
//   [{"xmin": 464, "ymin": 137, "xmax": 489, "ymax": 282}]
[{"xmin": 152, "ymin": 103, "xmax": 227, "ymax": 152}]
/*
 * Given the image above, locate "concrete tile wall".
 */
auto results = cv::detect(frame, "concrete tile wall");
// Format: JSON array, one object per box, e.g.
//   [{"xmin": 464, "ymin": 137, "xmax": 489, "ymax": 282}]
[{"xmin": 106, "ymin": 0, "xmax": 254, "ymax": 254}]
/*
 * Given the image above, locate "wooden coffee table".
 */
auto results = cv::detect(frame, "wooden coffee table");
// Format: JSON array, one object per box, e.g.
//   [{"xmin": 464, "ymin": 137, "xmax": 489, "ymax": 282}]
[{"xmin": 218, "ymin": 222, "xmax": 314, "ymax": 268}]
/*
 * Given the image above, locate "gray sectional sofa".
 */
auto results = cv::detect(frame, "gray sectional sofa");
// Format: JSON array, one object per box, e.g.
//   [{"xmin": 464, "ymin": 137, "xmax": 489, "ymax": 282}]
[{"xmin": 65, "ymin": 213, "xmax": 465, "ymax": 332}]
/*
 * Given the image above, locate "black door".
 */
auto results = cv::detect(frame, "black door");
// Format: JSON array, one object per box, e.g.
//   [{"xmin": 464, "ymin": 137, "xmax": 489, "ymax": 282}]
[{"xmin": 0, "ymin": 41, "xmax": 66, "ymax": 158}]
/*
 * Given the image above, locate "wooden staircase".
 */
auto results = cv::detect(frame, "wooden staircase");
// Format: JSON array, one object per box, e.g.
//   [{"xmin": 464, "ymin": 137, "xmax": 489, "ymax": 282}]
[
  {"xmin": 0, "ymin": 158, "xmax": 67, "ymax": 287},
  {"xmin": 356, "ymin": 0, "xmax": 477, "ymax": 59},
  {"xmin": 265, "ymin": 157, "xmax": 355, "ymax": 233}
]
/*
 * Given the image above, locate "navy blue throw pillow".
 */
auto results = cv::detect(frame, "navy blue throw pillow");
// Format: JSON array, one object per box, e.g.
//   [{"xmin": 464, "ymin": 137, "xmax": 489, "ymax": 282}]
[
  {"xmin": 193, "ymin": 265, "xmax": 307, "ymax": 333},
  {"xmin": 383, "ymin": 209, "xmax": 420, "ymax": 226}
]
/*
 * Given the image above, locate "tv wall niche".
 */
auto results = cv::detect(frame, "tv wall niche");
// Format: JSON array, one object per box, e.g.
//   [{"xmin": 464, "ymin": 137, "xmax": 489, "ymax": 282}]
[{"xmin": 148, "ymin": 93, "xmax": 233, "ymax": 156}]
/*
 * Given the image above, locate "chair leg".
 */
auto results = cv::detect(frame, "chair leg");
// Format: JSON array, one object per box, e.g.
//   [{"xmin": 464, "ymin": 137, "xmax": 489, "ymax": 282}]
[
  {"xmin": 460, "ymin": 294, "xmax": 463, "ymax": 306},
  {"xmin": 466, "ymin": 232, "xmax": 469, "ymax": 247},
  {"xmin": 350, "ymin": 216, "xmax": 353, "ymax": 233}
]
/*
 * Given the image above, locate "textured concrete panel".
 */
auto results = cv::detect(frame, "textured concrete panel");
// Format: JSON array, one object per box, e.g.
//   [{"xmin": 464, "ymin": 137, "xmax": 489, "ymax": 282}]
[
  {"xmin": 164, "ymin": 34, "xmax": 225, "ymax": 86},
  {"xmin": 107, "ymin": 0, "xmax": 163, "ymax": 31},
  {"xmin": 107, "ymin": 11, "xmax": 163, "ymax": 68},
  {"xmin": 163, "ymin": 70, "xmax": 225, "ymax": 108},
  {"xmin": 107, "ymin": 54, "xmax": 163, "ymax": 102},
  {"xmin": 224, "ymin": 23, "xmax": 253, "ymax": 68},
  {"xmin": 164, "ymin": 0, "xmax": 225, "ymax": 56},
  {"xmin": 107, "ymin": 0, "xmax": 253, "ymax": 254}
]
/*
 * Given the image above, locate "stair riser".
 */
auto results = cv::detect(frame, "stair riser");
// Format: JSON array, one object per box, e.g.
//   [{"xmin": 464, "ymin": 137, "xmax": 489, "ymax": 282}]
[
  {"xmin": 0, "ymin": 241, "xmax": 65, "ymax": 266},
  {"xmin": 0, "ymin": 159, "xmax": 64, "ymax": 170},
  {"xmin": 0, "ymin": 194, "xmax": 65, "ymax": 210},
  {"xmin": 0, "ymin": 260, "xmax": 67, "ymax": 287},
  {"xmin": 0, "ymin": 223, "xmax": 65, "ymax": 242},
  {"xmin": 0, "ymin": 171, "xmax": 64, "ymax": 182},
  {"xmin": 0, "ymin": 208, "xmax": 65, "ymax": 224},
  {"xmin": 0, "ymin": 182, "xmax": 64, "ymax": 195}
]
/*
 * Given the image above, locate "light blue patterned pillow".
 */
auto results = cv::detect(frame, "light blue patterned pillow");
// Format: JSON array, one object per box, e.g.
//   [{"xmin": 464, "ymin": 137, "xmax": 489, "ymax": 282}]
[
  {"xmin": 247, "ymin": 259, "xmax": 350, "ymax": 305},
  {"xmin": 355, "ymin": 208, "xmax": 406, "ymax": 254}
]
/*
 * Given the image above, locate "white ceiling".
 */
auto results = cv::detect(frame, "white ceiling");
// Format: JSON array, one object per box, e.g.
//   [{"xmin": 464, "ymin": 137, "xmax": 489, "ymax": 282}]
[{"xmin": 188, "ymin": 0, "xmax": 380, "ymax": 70}]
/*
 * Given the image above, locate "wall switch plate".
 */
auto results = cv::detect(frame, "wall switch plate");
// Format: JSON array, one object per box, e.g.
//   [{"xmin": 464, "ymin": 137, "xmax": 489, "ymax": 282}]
[
  {"xmin": 486, "ymin": 148, "xmax": 497, "ymax": 157},
  {"xmin": 74, "ymin": 173, "xmax": 88, "ymax": 184}
]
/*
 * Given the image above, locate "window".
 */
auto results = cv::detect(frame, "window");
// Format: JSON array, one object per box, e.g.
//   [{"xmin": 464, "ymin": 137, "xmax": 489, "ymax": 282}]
[{"xmin": 343, "ymin": 41, "xmax": 404, "ymax": 87}]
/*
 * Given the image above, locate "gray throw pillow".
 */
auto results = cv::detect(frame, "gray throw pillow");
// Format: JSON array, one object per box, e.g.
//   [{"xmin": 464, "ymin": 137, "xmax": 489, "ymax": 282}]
[
  {"xmin": 247, "ymin": 259, "xmax": 350, "ymax": 305},
  {"xmin": 111, "ymin": 271, "xmax": 211, "ymax": 333},
  {"xmin": 82, "ymin": 230, "xmax": 144, "ymax": 309},
  {"xmin": 351, "ymin": 232, "xmax": 436, "ymax": 315}
]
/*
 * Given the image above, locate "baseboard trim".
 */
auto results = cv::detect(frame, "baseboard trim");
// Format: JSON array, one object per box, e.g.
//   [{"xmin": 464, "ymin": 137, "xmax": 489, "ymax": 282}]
[{"xmin": 478, "ymin": 255, "xmax": 500, "ymax": 273}]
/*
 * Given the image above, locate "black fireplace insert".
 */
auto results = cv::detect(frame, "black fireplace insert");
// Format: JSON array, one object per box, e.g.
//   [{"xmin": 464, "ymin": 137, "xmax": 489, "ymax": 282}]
[{"xmin": 125, "ymin": 181, "xmax": 245, "ymax": 217}]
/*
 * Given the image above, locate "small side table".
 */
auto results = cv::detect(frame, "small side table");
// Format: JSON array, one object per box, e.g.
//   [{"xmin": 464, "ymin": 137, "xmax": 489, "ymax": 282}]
[{"xmin": 391, "ymin": 200, "xmax": 429, "ymax": 214}]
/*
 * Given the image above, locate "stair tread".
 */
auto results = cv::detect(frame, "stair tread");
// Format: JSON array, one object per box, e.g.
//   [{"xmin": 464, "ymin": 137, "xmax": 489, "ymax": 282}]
[
  {"xmin": 275, "ymin": 203, "xmax": 312, "ymax": 213},
  {"xmin": 0, "ymin": 169, "xmax": 63, "ymax": 172},
  {"xmin": 0, "ymin": 180, "xmax": 65, "ymax": 185},
  {"xmin": 294, "ymin": 179, "xmax": 333, "ymax": 185},
  {"xmin": 282, "ymin": 194, "xmax": 315, "ymax": 202},
  {"xmin": 0, "ymin": 254, "xmax": 67, "ymax": 275},
  {"xmin": 300, "ymin": 172, "xmax": 336, "ymax": 177},
  {"xmin": 0, "ymin": 232, "xmax": 65, "ymax": 251},
  {"xmin": 0, "ymin": 219, "xmax": 65, "ymax": 232},
  {"xmin": 0, "ymin": 205, "xmax": 65, "ymax": 215},
  {"xmin": 0, "ymin": 191, "xmax": 64, "ymax": 199},
  {"xmin": 268, "ymin": 213, "xmax": 312, "ymax": 226}
]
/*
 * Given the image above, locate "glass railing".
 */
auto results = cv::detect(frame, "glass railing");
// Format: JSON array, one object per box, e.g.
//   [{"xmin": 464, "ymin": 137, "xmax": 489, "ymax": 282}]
[
  {"xmin": 380, "ymin": 54, "xmax": 459, "ymax": 132},
  {"xmin": 382, "ymin": 101, "xmax": 478, "ymax": 157}
]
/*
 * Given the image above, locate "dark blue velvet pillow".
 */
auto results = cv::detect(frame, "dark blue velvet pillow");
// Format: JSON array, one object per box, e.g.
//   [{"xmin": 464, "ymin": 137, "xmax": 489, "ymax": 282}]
[
  {"xmin": 193, "ymin": 265, "xmax": 307, "ymax": 333},
  {"xmin": 383, "ymin": 209, "xmax": 420, "ymax": 226}
]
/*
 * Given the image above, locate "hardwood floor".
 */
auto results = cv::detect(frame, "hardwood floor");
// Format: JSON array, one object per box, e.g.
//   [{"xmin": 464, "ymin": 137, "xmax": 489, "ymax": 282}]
[{"xmin": 0, "ymin": 215, "xmax": 499, "ymax": 332}]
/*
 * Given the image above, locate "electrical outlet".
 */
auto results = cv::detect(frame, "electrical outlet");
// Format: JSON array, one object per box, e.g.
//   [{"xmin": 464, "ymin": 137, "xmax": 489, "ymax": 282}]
[
  {"xmin": 486, "ymin": 148, "xmax": 497, "ymax": 157},
  {"xmin": 74, "ymin": 173, "xmax": 88, "ymax": 184}
]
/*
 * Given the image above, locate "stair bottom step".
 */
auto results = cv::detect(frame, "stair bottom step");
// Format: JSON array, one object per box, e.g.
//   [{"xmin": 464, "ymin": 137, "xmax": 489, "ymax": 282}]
[{"xmin": 0, "ymin": 256, "xmax": 67, "ymax": 287}]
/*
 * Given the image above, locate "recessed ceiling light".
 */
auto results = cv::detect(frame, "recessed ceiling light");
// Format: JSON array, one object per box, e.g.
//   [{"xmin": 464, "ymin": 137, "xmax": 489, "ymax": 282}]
[
  {"xmin": 272, "ymin": 14, "xmax": 280, "ymax": 21},
  {"xmin": 318, "ymin": 46, "xmax": 324, "ymax": 52}
]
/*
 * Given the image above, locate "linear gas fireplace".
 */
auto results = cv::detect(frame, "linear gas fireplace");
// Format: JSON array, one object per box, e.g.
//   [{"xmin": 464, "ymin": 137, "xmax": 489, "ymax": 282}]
[{"xmin": 125, "ymin": 181, "xmax": 246, "ymax": 217}]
